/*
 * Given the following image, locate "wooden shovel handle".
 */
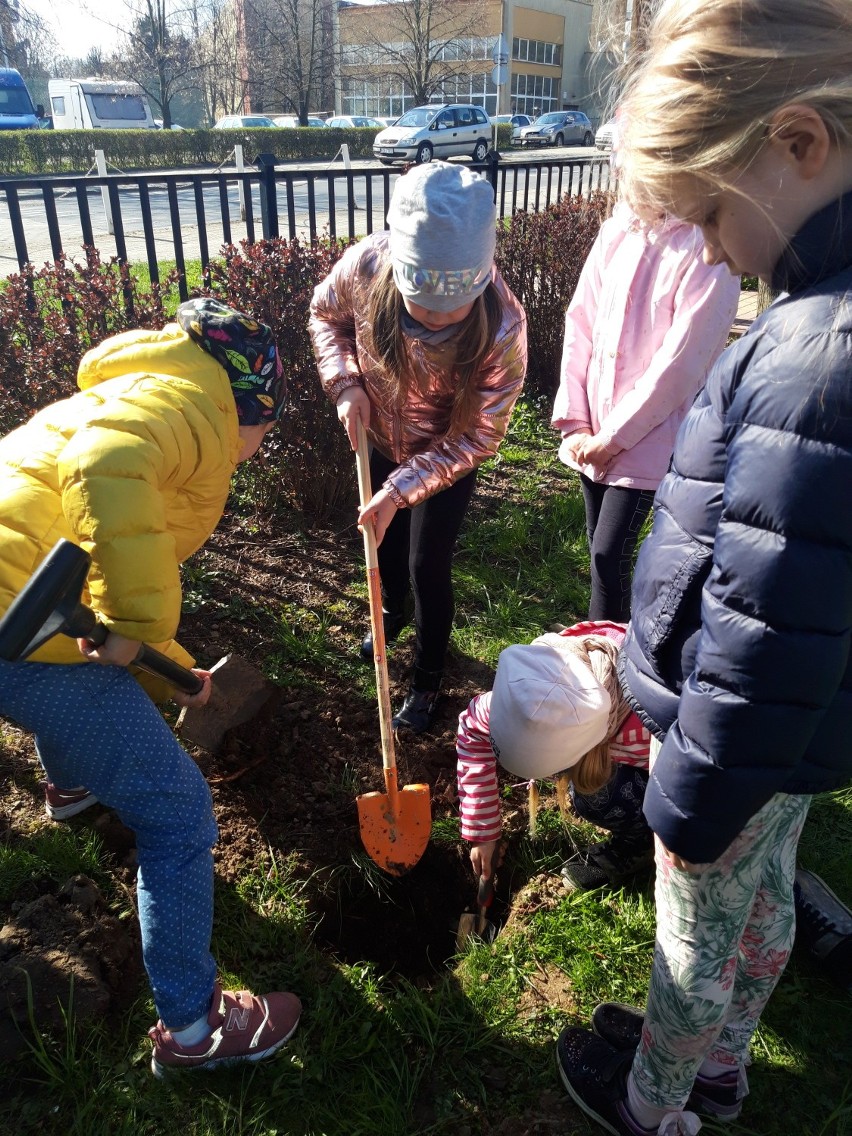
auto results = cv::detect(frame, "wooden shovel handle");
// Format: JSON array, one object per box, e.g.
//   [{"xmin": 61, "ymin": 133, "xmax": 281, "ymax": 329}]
[{"xmin": 355, "ymin": 420, "xmax": 399, "ymax": 802}]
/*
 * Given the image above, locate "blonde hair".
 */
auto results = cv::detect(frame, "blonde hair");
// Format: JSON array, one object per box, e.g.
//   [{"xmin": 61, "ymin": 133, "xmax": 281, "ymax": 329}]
[
  {"xmin": 367, "ymin": 262, "xmax": 503, "ymax": 438},
  {"xmin": 616, "ymin": 0, "xmax": 852, "ymax": 216}
]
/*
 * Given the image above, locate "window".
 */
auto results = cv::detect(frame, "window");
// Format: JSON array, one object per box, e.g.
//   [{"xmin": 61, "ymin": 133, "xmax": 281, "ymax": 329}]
[
  {"xmin": 510, "ymin": 73, "xmax": 557, "ymax": 116},
  {"xmin": 89, "ymin": 93, "xmax": 148, "ymax": 122},
  {"xmin": 511, "ymin": 37, "xmax": 562, "ymax": 68},
  {"xmin": 51, "ymin": 96, "xmax": 66, "ymax": 116}
]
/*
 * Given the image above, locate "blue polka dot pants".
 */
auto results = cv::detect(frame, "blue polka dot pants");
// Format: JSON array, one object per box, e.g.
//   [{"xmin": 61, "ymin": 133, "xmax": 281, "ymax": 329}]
[{"xmin": 0, "ymin": 658, "xmax": 218, "ymax": 1030}]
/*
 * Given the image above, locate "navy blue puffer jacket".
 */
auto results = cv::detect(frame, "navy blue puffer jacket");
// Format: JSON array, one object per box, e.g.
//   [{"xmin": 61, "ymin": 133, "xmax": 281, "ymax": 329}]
[{"xmin": 620, "ymin": 191, "xmax": 852, "ymax": 864}]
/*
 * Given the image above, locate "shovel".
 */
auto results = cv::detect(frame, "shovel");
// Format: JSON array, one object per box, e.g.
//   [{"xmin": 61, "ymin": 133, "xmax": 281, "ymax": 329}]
[
  {"xmin": 456, "ymin": 843, "xmax": 501, "ymax": 949},
  {"xmin": 354, "ymin": 420, "xmax": 431, "ymax": 877},
  {"xmin": 0, "ymin": 539, "xmax": 276, "ymax": 753}
]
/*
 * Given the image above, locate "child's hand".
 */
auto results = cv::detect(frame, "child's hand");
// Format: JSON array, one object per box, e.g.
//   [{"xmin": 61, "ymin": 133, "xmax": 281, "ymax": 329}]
[
  {"xmin": 575, "ymin": 433, "xmax": 618, "ymax": 473},
  {"xmin": 77, "ymin": 631, "xmax": 142, "ymax": 668},
  {"xmin": 172, "ymin": 669, "xmax": 213, "ymax": 709},
  {"xmin": 559, "ymin": 431, "xmax": 591, "ymax": 464},
  {"xmin": 357, "ymin": 488, "xmax": 399, "ymax": 546},
  {"xmin": 661, "ymin": 844, "xmax": 705, "ymax": 874},
  {"xmin": 336, "ymin": 386, "xmax": 371, "ymax": 451},
  {"xmin": 470, "ymin": 839, "xmax": 501, "ymax": 880}
]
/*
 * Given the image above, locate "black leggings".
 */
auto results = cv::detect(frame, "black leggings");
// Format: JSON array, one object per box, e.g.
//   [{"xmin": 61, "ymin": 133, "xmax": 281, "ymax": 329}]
[
  {"xmin": 370, "ymin": 449, "xmax": 478, "ymax": 676},
  {"xmin": 580, "ymin": 474, "xmax": 655, "ymax": 622}
]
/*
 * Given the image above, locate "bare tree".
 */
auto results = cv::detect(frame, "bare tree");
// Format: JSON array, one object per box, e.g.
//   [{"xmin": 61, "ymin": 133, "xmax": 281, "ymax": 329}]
[
  {"xmin": 0, "ymin": 0, "xmax": 58, "ymax": 78},
  {"xmin": 244, "ymin": 0, "xmax": 333, "ymax": 121},
  {"xmin": 188, "ymin": 0, "xmax": 247, "ymax": 123},
  {"xmin": 77, "ymin": 0, "xmax": 204, "ymax": 127},
  {"xmin": 348, "ymin": 0, "xmax": 492, "ymax": 109}
]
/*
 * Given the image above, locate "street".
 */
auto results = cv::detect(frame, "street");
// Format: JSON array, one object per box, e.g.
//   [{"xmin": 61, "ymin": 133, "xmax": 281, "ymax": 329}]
[{"xmin": 0, "ymin": 146, "xmax": 611, "ymax": 278}]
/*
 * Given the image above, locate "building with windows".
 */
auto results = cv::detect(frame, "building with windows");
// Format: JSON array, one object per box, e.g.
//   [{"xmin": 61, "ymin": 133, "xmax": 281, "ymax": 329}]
[{"xmin": 336, "ymin": 0, "xmax": 595, "ymax": 122}]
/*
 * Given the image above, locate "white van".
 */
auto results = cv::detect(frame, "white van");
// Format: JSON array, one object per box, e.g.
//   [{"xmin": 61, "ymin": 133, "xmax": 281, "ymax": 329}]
[{"xmin": 48, "ymin": 78, "xmax": 158, "ymax": 130}]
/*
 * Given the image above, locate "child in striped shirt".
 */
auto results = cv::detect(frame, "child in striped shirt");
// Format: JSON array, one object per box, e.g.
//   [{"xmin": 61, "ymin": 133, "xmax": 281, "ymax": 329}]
[{"xmin": 457, "ymin": 621, "xmax": 651, "ymax": 888}]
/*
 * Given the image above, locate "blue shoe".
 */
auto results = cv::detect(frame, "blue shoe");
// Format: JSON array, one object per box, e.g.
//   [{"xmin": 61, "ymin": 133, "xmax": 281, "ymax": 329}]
[{"xmin": 556, "ymin": 1027, "xmax": 702, "ymax": 1135}]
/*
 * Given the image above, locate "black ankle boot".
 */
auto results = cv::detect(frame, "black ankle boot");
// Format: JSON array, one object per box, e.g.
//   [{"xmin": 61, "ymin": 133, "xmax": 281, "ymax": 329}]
[
  {"xmin": 392, "ymin": 669, "xmax": 442, "ymax": 734},
  {"xmin": 360, "ymin": 609, "xmax": 408, "ymax": 663}
]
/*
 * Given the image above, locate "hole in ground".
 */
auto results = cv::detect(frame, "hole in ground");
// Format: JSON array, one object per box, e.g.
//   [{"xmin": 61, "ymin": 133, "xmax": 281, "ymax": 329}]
[{"xmin": 312, "ymin": 842, "xmax": 505, "ymax": 979}]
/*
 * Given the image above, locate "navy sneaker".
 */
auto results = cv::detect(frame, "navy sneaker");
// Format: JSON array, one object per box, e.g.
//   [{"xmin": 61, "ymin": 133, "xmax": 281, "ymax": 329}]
[
  {"xmin": 560, "ymin": 837, "xmax": 654, "ymax": 891},
  {"xmin": 794, "ymin": 869, "xmax": 852, "ymax": 993},
  {"xmin": 591, "ymin": 1003, "xmax": 746, "ymax": 1121},
  {"xmin": 556, "ymin": 1027, "xmax": 701, "ymax": 1135}
]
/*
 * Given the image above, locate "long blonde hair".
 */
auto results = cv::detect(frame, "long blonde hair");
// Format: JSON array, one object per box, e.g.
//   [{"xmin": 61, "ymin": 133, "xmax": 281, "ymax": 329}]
[
  {"xmin": 367, "ymin": 261, "xmax": 503, "ymax": 438},
  {"xmin": 616, "ymin": 0, "xmax": 852, "ymax": 216}
]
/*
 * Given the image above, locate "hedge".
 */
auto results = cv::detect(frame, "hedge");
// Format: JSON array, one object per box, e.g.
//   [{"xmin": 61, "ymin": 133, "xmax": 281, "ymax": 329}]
[{"xmin": 0, "ymin": 124, "xmax": 514, "ymax": 176}]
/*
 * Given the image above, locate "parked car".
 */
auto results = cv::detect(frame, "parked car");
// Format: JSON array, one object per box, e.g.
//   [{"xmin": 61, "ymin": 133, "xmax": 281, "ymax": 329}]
[
  {"xmin": 490, "ymin": 113, "xmax": 532, "ymax": 129},
  {"xmin": 213, "ymin": 114, "xmax": 276, "ymax": 129},
  {"xmin": 373, "ymin": 103, "xmax": 491, "ymax": 165},
  {"xmin": 374, "ymin": 116, "xmax": 399, "ymax": 128},
  {"xmin": 154, "ymin": 119, "xmax": 185, "ymax": 130},
  {"xmin": 325, "ymin": 115, "xmax": 384, "ymax": 129},
  {"xmin": 515, "ymin": 110, "xmax": 594, "ymax": 148},
  {"xmin": 595, "ymin": 119, "xmax": 617, "ymax": 150},
  {"xmin": 273, "ymin": 114, "xmax": 326, "ymax": 128}
]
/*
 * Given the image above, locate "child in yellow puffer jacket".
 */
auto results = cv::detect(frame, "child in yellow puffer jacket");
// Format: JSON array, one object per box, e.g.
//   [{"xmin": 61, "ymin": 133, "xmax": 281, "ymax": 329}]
[{"xmin": 0, "ymin": 298, "xmax": 302, "ymax": 1077}]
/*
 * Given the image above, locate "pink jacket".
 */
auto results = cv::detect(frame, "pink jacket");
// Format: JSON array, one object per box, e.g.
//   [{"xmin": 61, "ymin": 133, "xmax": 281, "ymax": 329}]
[
  {"xmin": 551, "ymin": 203, "xmax": 740, "ymax": 490},
  {"xmin": 309, "ymin": 232, "xmax": 527, "ymax": 509}
]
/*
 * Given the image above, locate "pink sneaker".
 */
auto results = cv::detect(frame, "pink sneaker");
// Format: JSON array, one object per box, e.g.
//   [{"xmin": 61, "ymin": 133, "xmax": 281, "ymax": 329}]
[
  {"xmin": 44, "ymin": 782, "xmax": 99, "ymax": 820},
  {"xmin": 148, "ymin": 982, "xmax": 302, "ymax": 1078}
]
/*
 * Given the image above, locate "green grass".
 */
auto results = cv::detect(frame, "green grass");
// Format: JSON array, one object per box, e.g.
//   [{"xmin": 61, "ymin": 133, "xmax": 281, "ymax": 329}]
[{"xmin": 1, "ymin": 399, "xmax": 850, "ymax": 1136}]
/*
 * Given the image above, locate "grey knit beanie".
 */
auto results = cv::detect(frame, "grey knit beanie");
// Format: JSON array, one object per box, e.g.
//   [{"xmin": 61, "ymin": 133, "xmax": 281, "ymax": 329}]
[{"xmin": 387, "ymin": 161, "xmax": 496, "ymax": 312}]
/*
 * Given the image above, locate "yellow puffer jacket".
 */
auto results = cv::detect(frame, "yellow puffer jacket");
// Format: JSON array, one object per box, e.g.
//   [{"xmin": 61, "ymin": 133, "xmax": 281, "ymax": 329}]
[{"xmin": 0, "ymin": 322, "xmax": 240, "ymax": 684}]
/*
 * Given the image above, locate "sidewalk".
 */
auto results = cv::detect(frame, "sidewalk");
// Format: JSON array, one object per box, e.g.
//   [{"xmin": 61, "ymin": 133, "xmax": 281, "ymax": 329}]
[{"xmin": 731, "ymin": 286, "xmax": 760, "ymax": 337}]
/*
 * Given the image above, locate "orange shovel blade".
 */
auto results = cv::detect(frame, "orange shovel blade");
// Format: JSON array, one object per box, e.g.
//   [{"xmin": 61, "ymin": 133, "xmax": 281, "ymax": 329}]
[{"xmin": 356, "ymin": 783, "xmax": 431, "ymax": 876}]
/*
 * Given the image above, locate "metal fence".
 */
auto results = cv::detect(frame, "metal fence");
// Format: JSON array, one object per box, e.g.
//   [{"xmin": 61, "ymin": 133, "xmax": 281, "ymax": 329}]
[{"xmin": 0, "ymin": 153, "xmax": 611, "ymax": 299}]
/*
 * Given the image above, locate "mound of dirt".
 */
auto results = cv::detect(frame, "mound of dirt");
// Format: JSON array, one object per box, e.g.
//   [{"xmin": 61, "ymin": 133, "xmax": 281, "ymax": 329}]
[{"xmin": 0, "ymin": 876, "xmax": 141, "ymax": 1061}]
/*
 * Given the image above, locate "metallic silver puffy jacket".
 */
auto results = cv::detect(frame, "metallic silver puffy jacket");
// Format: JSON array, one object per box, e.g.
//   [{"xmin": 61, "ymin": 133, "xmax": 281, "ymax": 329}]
[{"xmin": 309, "ymin": 232, "xmax": 527, "ymax": 508}]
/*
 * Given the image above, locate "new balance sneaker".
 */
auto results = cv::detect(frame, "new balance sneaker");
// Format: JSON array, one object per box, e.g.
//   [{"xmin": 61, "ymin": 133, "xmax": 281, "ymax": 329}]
[
  {"xmin": 556, "ymin": 1027, "xmax": 701, "ymax": 1135},
  {"xmin": 794, "ymin": 868, "xmax": 852, "ymax": 993},
  {"xmin": 148, "ymin": 982, "xmax": 302, "ymax": 1079},
  {"xmin": 560, "ymin": 837, "xmax": 654, "ymax": 891},
  {"xmin": 592, "ymin": 1003, "xmax": 747, "ymax": 1121},
  {"xmin": 43, "ymin": 782, "xmax": 98, "ymax": 821}
]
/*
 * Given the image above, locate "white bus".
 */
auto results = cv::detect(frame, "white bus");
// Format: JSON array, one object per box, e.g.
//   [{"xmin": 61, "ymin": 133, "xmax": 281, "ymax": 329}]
[{"xmin": 48, "ymin": 79, "xmax": 158, "ymax": 130}]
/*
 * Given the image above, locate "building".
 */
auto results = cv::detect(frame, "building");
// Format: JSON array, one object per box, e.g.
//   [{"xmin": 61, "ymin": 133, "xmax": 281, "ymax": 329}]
[{"xmin": 336, "ymin": 0, "xmax": 595, "ymax": 121}]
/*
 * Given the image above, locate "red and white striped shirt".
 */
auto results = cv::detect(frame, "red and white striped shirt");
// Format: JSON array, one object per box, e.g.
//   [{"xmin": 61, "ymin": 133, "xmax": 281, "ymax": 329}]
[{"xmin": 457, "ymin": 622, "xmax": 650, "ymax": 843}]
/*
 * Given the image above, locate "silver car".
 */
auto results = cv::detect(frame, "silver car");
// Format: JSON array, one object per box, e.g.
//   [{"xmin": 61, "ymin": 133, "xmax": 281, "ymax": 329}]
[
  {"xmin": 373, "ymin": 103, "xmax": 492, "ymax": 165},
  {"xmin": 516, "ymin": 111, "xmax": 594, "ymax": 148}
]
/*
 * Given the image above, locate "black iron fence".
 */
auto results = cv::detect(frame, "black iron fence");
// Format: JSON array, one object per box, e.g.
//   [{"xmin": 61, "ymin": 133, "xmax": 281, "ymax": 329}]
[{"xmin": 0, "ymin": 153, "xmax": 611, "ymax": 300}]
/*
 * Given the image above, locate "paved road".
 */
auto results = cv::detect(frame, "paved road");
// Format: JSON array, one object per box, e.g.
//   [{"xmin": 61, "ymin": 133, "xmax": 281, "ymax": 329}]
[{"xmin": 0, "ymin": 146, "xmax": 611, "ymax": 277}]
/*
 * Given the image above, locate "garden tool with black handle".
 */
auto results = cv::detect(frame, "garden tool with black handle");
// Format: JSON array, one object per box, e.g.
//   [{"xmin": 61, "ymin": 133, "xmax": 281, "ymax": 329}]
[
  {"xmin": 456, "ymin": 842, "xmax": 501, "ymax": 949},
  {"xmin": 0, "ymin": 538, "xmax": 276, "ymax": 752}
]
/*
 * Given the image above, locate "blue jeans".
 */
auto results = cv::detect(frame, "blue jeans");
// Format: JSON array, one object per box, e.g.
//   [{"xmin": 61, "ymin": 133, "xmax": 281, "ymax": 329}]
[{"xmin": 0, "ymin": 658, "xmax": 218, "ymax": 1029}]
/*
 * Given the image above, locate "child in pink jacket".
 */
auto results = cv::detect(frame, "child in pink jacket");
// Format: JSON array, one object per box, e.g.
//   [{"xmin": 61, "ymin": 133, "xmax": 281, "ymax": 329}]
[{"xmin": 552, "ymin": 202, "xmax": 739, "ymax": 621}]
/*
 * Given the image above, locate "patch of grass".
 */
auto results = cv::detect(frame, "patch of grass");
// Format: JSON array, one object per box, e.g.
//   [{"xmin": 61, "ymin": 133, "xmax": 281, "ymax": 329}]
[
  {"xmin": 0, "ymin": 827, "xmax": 109, "ymax": 903},
  {"xmin": 2, "ymin": 398, "xmax": 850, "ymax": 1136}
]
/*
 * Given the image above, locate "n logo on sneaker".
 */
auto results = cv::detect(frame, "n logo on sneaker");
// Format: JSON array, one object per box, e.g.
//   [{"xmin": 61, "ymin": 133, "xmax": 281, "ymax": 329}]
[{"xmin": 225, "ymin": 1006, "xmax": 251, "ymax": 1033}]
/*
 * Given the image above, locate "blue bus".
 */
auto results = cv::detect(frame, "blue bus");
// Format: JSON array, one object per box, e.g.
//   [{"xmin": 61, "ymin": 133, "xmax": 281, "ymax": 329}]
[{"xmin": 0, "ymin": 68, "xmax": 43, "ymax": 130}]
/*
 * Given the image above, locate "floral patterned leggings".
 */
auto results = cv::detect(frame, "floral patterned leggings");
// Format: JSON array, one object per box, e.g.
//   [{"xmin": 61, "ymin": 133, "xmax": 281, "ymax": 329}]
[{"xmin": 631, "ymin": 739, "xmax": 811, "ymax": 1110}]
